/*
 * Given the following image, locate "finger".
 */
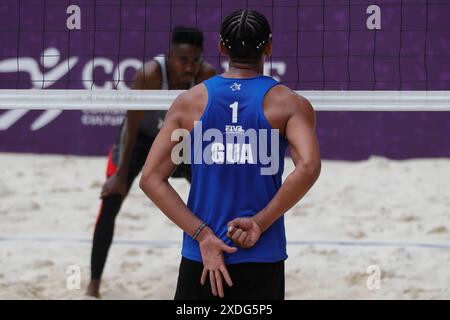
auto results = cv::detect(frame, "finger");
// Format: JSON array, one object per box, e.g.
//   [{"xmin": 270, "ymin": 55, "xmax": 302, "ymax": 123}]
[
  {"xmin": 237, "ymin": 231, "xmax": 248, "ymax": 246},
  {"xmin": 214, "ymin": 270, "xmax": 224, "ymax": 298},
  {"xmin": 209, "ymin": 270, "xmax": 217, "ymax": 296},
  {"xmin": 228, "ymin": 218, "xmax": 242, "ymax": 229},
  {"xmin": 227, "ymin": 228, "xmax": 241, "ymax": 240},
  {"xmin": 220, "ymin": 265, "xmax": 233, "ymax": 287},
  {"xmin": 244, "ymin": 236, "xmax": 253, "ymax": 248},
  {"xmin": 231, "ymin": 228, "xmax": 243, "ymax": 242},
  {"xmin": 227, "ymin": 225, "xmax": 236, "ymax": 238},
  {"xmin": 221, "ymin": 243, "xmax": 238, "ymax": 254},
  {"xmin": 242, "ymin": 237, "xmax": 253, "ymax": 249},
  {"xmin": 200, "ymin": 267, "xmax": 208, "ymax": 285}
]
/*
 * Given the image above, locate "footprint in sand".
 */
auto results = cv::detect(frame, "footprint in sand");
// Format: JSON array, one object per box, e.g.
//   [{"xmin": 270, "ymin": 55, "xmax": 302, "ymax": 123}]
[
  {"xmin": 90, "ymin": 181, "xmax": 103, "ymax": 189},
  {"xmin": 31, "ymin": 201, "xmax": 41, "ymax": 210},
  {"xmin": 123, "ymin": 212, "xmax": 142, "ymax": 220},
  {"xmin": 31, "ymin": 260, "xmax": 54, "ymax": 269},
  {"xmin": 346, "ymin": 229, "xmax": 366, "ymax": 239},
  {"xmin": 398, "ymin": 214, "xmax": 418, "ymax": 222},
  {"xmin": 50, "ymin": 187, "xmax": 82, "ymax": 193},
  {"xmin": 120, "ymin": 261, "xmax": 142, "ymax": 272},
  {"xmin": 346, "ymin": 272, "xmax": 370, "ymax": 287},
  {"xmin": 382, "ymin": 270, "xmax": 398, "ymax": 279},
  {"xmin": 16, "ymin": 171, "xmax": 25, "ymax": 178},
  {"xmin": 126, "ymin": 249, "xmax": 140, "ymax": 257},
  {"xmin": 0, "ymin": 184, "xmax": 13, "ymax": 198},
  {"xmin": 391, "ymin": 248, "xmax": 412, "ymax": 260},
  {"xmin": 427, "ymin": 226, "xmax": 448, "ymax": 234}
]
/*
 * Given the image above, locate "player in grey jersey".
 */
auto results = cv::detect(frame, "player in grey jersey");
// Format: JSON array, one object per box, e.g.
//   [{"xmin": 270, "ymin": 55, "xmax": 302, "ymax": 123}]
[{"xmin": 87, "ymin": 26, "xmax": 216, "ymax": 298}]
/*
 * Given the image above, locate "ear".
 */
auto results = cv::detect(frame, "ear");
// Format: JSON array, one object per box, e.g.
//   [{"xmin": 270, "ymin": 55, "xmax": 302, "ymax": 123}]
[
  {"xmin": 218, "ymin": 41, "xmax": 229, "ymax": 57},
  {"xmin": 263, "ymin": 42, "xmax": 272, "ymax": 57}
]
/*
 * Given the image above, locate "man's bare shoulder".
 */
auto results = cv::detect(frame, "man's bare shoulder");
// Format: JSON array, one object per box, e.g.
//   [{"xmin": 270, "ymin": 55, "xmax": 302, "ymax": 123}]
[
  {"xmin": 174, "ymin": 83, "xmax": 208, "ymax": 108},
  {"xmin": 132, "ymin": 60, "xmax": 161, "ymax": 89},
  {"xmin": 263, "ymin": 84, "xmax": 315, "ymax": 132},
  {"xmin": 197, "ymin": 61, "xmax": 217, "ymax": 82},
  {"xmin": 266, "ymin": 85, "xmax": 313, "ymax": 113},
  {"xmin": 169, "ymin": 83, "xmax": 208, "ymax": 129}
]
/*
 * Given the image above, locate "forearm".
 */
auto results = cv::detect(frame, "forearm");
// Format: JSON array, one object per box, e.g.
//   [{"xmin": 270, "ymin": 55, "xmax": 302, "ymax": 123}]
[
  {"xmin": 254, "ymin": 162, "xmax": 321, "ymax": 232},
  {"xmin": 118, "ymin": 65, "xmax": 152, "ymax": 176},
  {"xmin": 117, "ymin": 111, "xmax": 142, "ymax": 176}
]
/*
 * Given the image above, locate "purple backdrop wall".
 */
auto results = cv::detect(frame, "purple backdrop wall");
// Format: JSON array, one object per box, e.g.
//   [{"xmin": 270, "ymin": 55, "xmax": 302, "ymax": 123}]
[{"xmin": 0, "ymin": 0, "xmax": 449, "ymax": 160}]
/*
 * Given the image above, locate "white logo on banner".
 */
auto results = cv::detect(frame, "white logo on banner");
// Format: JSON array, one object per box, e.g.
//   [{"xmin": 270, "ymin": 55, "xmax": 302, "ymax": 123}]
[
  {"xmin": 0, "ymin": 48, "xmax": 286, "ymax": 130},
  {"xmin": 0, "ymin": 47, "xmax": 78, "ymax": 89},
  {"xmin": 0, "ymin": 109, "xmax": 64, "ymax": 131},
  {"xmin": 0, "ymin": 47, "xmax": 139, "ymax": 130}
]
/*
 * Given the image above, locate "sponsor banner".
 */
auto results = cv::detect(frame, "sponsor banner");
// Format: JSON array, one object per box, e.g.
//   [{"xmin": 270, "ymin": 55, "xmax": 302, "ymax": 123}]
[{"xmin": 0, "ymin": 2, "xmax": 449, "ymax": 159}]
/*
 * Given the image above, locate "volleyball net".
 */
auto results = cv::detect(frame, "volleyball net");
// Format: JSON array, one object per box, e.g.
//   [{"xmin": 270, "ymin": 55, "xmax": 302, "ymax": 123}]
[
  {"xmin": 0, "ymin": 1, "xmax": 449, "ymax": 156},
  {"xmin": 1, "ymin": 1, "xmax": 449, "ymax": 94}
]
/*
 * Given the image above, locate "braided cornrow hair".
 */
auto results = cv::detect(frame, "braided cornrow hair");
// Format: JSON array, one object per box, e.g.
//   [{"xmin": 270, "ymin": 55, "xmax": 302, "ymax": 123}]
[{"xmin": 220, "ymin": 9, "xmax": 272, "ymax": 63}]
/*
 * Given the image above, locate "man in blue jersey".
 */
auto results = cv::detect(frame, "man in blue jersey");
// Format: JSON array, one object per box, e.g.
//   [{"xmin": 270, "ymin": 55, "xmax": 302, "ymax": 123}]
[{"xmin": 139, "ymin": 9, "xmax": 321, "ymax": 299}]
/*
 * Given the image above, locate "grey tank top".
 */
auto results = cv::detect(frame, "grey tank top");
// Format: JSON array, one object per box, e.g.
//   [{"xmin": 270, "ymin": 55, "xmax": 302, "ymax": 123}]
[{"xmin": 138, "ymin": 55, "xmax": 195, "ymax": 139}]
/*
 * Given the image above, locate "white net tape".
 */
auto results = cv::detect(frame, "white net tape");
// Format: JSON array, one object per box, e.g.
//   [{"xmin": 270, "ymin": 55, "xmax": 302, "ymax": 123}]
[{"xmin": 1, "ymin": 90, "xmax": 450, "ymax": 111}]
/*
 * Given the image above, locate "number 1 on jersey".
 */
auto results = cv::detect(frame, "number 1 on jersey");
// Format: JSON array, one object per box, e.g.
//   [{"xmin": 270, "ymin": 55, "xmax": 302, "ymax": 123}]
[{"xmin": 229, "ymin": 101, "xmax": 238, "ymax": 123}]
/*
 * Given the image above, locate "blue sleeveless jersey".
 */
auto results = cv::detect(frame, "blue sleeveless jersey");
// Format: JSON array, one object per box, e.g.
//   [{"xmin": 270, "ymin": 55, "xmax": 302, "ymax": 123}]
[{"xmin": 182, "ymin": 75, "xmax": 289, "ymax": 264}]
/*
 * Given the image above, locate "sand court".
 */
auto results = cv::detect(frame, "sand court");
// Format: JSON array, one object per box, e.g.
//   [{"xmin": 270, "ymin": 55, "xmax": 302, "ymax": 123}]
[{"xmin": 1, "ymin": 153, "xmax": 448, "ymax": 299}]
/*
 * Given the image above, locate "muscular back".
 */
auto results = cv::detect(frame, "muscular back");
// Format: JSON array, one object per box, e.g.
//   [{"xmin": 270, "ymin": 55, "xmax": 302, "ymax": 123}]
[
  {"xmin": 172, "ymin": 77, "xmax": 318, "ymax": 171},
  {"xmin": 175, "ymin": 80, "xmax": 315, "ymax": 138}
]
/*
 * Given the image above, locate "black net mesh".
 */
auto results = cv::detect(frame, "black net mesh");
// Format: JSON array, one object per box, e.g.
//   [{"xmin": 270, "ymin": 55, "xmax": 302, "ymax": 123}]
[{"xmin": 0, "ymin": 0, "xmax": 448, "ymax": 90}]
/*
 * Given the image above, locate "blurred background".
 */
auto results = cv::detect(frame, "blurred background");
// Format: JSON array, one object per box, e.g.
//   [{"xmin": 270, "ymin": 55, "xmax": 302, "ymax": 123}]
[{"xmin": 1, "ymin": 0, "xmax": 449, "ymax": 159}]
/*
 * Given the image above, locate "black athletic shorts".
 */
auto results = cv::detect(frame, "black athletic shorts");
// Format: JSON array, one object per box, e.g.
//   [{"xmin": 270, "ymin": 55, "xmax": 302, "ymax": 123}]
[{"xmin": 174, "ymin": 257, "xmax": 285, "ymax": 300}]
